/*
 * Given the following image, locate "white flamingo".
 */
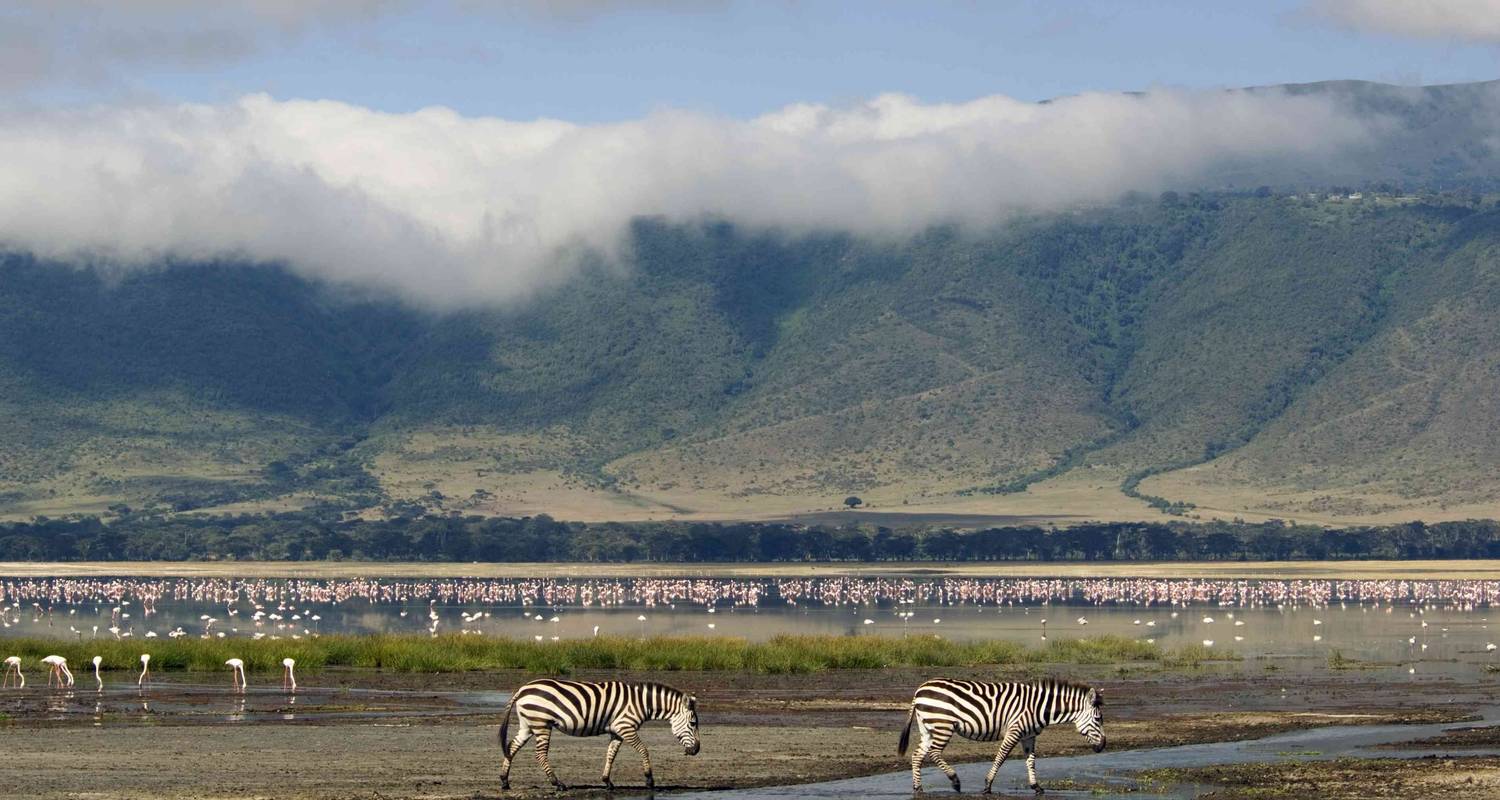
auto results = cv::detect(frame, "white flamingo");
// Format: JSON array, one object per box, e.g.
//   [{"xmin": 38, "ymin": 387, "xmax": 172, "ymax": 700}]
[
  {"xmin": 2, "ymin": 656, "xmax": 22, "ymax": 688},
  {"xmin": 225, "ymin": 658, "xmax": 246, "ymax": 692},
  {"xmin": 41, "ymin": 655, "xmax": 73, "ymax": 687},
  {"xmin": 138, "ymin": 654, "xmax": 151, "ymax": 686},
  {"xmin": 92, "ymin": 656, "xmax": 103, "ymax": 691},
  {"xmin": 281, "ymin": 658, "xmax": 297, "ymax": 692}
]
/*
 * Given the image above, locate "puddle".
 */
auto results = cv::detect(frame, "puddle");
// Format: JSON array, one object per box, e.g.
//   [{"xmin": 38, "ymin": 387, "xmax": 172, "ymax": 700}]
[{"xmin": 0, "ymin": 680, "xmax": 510, "ymax": 725}]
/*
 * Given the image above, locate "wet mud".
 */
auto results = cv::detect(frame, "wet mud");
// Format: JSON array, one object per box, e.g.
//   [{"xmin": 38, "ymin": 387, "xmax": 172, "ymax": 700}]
[{"xmin": 0, "ymin": 667, "xmax": 1491, "ymax": 798}]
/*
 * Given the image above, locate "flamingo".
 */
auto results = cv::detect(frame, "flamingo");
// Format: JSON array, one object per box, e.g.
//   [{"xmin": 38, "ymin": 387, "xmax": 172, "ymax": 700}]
[
  {"xmin": 2, "ymin": 656, "xmax": 22, "ymax": 688},
  {"xmin": 225, "ymin": 658, "xmax": 246, "ymax": 692},
  {"xmin": 92, "ymin": 656, "xmax": 103, "ymax": 691},
  {"xmin": 41, "ymin": 655, "xmax": 73, "ymax": 687},
  {"xmin": 281, "ymin": 658, "xmax": 296, "ymax": 692},
  {"xmin": 138, "ymin": 654, "xmax": 151, "ymax": 686}
]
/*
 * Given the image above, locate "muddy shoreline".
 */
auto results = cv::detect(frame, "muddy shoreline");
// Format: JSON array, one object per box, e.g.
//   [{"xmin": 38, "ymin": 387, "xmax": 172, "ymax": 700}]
[{"xmin": 0, "ymin": 668, "xmax": 1492, "ymax": 798}]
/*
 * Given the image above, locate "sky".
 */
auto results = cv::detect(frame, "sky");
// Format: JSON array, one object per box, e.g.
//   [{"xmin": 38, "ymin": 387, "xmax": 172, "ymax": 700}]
[
  {"xmin": 1, "ymin": 0, "xmax": 1497, "ymax": 306},
  {"xmin": 4, "ymin": 1, "xmax": 1499, "ymax": 120}
]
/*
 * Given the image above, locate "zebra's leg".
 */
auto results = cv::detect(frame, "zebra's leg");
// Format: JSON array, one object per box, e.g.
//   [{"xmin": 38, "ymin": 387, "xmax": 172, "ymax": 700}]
[
  {"xmin": 499, "ymin": 723, "xmax": 534, "ymax": 790},
  {"xmin": 602, "ymin": 734, "xmax": 623, "ymax": 791},
  {"xmin": 532, "ymin": 726, "xmax": 567, "ymax": 791},
  {"xmin": 620, "ymin": 727, "xmax": 655, "ymax": 790},
  {"xmin": 910, "ymin": 725, "xmax": 934, "ymax": 793},
  {"xmin": 982, "ymin": 728, "xmax": 1023, "ymax": 794},
  {"xmin": 1022, "ymin": 736, "xmax": 1042, "ymax": 794},
  {"xmin": 926, "ymin": 727, "xmax": 961, "ymax": 793}
]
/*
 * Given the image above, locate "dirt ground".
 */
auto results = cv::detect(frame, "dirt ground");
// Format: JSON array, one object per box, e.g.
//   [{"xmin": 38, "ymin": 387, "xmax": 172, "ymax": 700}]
[
  {"xmin": 1142, "ymin": 757, "xmax": 1500, "ymax": 799},
  {"xmin": 0, "ymin": 667, "xmax": 1492, "ymax": 799}
]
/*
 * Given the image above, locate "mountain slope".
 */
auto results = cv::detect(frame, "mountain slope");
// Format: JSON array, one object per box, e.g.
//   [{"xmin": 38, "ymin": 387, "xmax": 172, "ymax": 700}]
[
  {"xmin": 4, "ymin": 81, "xmax": 1500, "ymax": 523},
  {"xmin": 1142, "ymin": 209, "xmax": 1500, "ymax": 519}
]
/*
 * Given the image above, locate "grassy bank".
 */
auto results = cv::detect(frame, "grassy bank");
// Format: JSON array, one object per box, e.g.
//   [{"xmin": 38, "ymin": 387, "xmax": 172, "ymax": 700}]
[{"xmin": 0, "ymin": 634, "xmax": 1225, "ymax": 674}]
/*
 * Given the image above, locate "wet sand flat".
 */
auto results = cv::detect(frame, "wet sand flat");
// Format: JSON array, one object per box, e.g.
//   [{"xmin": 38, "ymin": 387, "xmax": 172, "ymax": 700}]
[
  {"xmin": 1141, "ymin": 757, "xmax": 1500, "ymax": 799},
  {"xmin": 0, "ymin": 668, "xmax": 1488, "ymax": 799}
]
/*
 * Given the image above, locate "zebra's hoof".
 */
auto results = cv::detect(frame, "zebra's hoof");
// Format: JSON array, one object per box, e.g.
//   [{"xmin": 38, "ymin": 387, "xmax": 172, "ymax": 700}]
[
  {"xmin": 500, "ymin": 780, "xmax": 510, "ymax": 791},
  {"xmin": 602, "ymin": 778, "xmax": 615, "ymax": 792},
  {"xmin": 1032, "ymin": 786, "xmax": 1044, "ymax": 796},
  {"xmin": 950, "ymin": 779, "xmax": 961, "ymax": 792}
]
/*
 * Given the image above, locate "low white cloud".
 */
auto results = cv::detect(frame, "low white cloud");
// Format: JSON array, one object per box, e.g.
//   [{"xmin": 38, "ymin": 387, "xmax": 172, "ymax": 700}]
[
  {"xmin": 0, "ymin": 88, "xmax": 1383, "ymax": 307},
  {"xmin": 1309, "ymin": 0, "xmax": 1500, "ymax": 42}
]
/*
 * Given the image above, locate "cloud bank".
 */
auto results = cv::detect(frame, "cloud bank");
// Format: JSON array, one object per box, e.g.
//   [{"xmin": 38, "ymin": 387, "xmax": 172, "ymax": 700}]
[
  {"xmin": 0, "ymin": 88, "xmax": 1383, "ymax": 306},
  {"xmin": 1310, "ymin": 0, "xmax": 1500, "ymax": 42}
]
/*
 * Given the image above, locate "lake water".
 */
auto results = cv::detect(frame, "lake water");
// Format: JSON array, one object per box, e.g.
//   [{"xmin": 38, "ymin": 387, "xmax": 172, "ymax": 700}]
[{"xmin": 3, "ymin": 574, "xmax": 1498, "ymax": 675}]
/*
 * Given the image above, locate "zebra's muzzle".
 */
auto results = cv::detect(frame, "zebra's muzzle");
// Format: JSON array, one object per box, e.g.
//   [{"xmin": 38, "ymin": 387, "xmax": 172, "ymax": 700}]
[
  {"xmin": 1092, "ymin": 736, "xmax": 1106, "ymax": 753},
  {"xmin": 684, "ymin": 740, "xmax": 701, "ymax": 756}
]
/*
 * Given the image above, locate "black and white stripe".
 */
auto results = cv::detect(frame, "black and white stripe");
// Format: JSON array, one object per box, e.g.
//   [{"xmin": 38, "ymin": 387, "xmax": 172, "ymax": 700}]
[
  {"xmin": 898, "ymin": 678, "xmax": 1105, "ymax": 794},
  {"xmin": 499, "ymin": 679, "xmax": 701, "ymax": 791}
]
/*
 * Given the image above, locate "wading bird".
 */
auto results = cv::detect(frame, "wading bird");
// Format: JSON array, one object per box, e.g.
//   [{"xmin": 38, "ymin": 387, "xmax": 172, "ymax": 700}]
[
  {"xmin": 225, "ymin": 658, "xmax": 247, "ymax": 692},
  {"xmin": 282, "ymin": 658, "xmax": 296, "ymax": 692},
  {"xmin": 42, "ymin": 655, "xmax": 73, "ymax": 687},
  {"xmin": 3, "ymin": 656, "xmax": 22, "ymax": 688},
  {"xmin": 92, "ymin": 656, "xmax": 103, "ymax": 691},
  {"xmin": 138, "ymin": 654, "xmax": 151, "ymax": 686}
]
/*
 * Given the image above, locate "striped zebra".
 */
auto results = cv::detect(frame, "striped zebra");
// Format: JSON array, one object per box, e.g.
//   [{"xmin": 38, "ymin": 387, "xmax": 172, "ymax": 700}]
[
  {"xmin": 498, "ymin": 679, "xmax": 700, "ymax": 791},
  {"xmin": 898, "ymin": 678, "xmax": 1105, "ymax": 795}
]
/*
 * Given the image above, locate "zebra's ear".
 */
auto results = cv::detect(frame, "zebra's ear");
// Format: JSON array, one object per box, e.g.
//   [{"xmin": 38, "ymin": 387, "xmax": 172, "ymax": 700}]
[
  {"xmin": 1090, "ymin": 689, "xmax": 1103, "ymax": 707},
  {"xmin": 688, "ymin": 695, "xmax": 698, "ymax": 711}
]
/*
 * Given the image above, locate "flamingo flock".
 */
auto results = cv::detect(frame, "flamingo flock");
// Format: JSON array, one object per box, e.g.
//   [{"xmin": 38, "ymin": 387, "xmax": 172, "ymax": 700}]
[
  {"xmin": 0, "ymin": 652, "xmax": 302, "ymax": 694},
  {"xmin": 1, "ymin": 574, "xmax": 1498, "ymax": 680},
  {"xmin": 4, "ymin": 576, "xmax": 1500, "ymax": 627}
]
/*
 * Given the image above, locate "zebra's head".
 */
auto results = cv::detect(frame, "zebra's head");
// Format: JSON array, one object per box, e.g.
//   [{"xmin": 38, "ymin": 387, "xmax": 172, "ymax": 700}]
[
  {"xmin": 1072, "ymin": 688, "xmax": 1106, "ymax": 752},
  {"xmin": 670, "ymin": 694, "xmax": 701, "ymax": 756}
]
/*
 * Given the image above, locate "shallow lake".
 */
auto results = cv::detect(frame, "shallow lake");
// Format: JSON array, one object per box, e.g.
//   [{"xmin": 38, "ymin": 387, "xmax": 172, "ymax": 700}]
[{"xmin": 3, "ymin": 574, "xmax": 1498, "ymax": 676}]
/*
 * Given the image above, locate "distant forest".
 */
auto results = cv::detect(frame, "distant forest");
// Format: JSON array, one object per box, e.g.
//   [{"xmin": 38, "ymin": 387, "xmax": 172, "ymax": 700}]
[{"xmin": 2, "ymin": 512, "xmax": 1499, "ymax": 562}]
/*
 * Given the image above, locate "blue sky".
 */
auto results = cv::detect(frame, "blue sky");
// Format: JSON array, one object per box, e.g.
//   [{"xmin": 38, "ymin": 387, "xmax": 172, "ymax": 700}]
[{"xmin": 8, "ymin": 1, "xmax": 1499, "ymax": 120}]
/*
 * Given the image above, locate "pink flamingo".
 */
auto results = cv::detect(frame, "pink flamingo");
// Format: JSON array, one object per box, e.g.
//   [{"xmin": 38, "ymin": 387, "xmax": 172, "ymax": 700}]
[
  {"xmin": 41, "ymin": 655, "xmax": 73, "ymax": 687},
  {"xmin": 225, "ymin": 658, "xmax": 246, "ymax": 692},
  {"xmin": 281, "ymin": 658, "xmax": 297, "ymax": 692},
  {"xmin": 2, "ymin": 656, "xmax": 22, "ymax": 688},
  {"xmin": 92, "ymin": 656, "xmax": 103, "ymax": 691},
  {"xmin": 138, "ymin": 654, "xmax": 151, "ymax": 686}
]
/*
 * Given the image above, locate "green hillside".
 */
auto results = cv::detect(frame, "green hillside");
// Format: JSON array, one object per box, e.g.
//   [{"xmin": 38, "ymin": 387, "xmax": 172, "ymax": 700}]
[
  {"xmin": 3, "ymin": 191, "xmax": 1498, "ymax": 523},
  {"xmin": 5, "ymin": 81, "xmax": 1500, "ymax": 524}
]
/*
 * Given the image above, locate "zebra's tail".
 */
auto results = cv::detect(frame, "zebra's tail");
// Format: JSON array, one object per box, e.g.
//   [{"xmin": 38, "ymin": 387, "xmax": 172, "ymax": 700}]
[
  {"xmin": 897, "ymin": 703, "xmax": 915, "ymax": 756},
  {"xmin": 498, "ymin": 696, "xmax": 516, "ymax": 756}
]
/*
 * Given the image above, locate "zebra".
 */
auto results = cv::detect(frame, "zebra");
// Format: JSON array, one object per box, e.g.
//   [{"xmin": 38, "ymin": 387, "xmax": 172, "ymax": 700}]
[
  {"xmin": 897, "ymin": 678, "xmax": 1105, "ymax": 795},
  {"xmin": 498, "ymin": 678, "xmax": 700, "ymax": 791}
]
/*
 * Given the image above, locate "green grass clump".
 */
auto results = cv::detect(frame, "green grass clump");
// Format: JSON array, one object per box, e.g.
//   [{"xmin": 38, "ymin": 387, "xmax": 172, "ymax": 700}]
[
  {"xmin": 1160, "ymin": 642, "xmax": 1239, "ymax": 668},
  {"xmin": 0, "ymin": 634, "xmax": 1203, "ymax": 675}
]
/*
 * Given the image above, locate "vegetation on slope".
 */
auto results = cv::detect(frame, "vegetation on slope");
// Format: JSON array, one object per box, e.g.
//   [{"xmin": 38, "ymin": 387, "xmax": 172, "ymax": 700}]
[{"xmin": 4, "ymin": 189, "xmax": 1500, "ymax": 520}]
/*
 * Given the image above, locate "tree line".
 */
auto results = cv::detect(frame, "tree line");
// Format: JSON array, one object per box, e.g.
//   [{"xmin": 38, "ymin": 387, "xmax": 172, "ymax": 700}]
[{"xmin": 2, "ymin": 512, "xmax": 1499, "ymax": 562}]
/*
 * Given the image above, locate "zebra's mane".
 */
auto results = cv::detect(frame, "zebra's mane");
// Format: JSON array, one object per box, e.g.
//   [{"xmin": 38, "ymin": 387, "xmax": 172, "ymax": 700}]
[
  {"xmin": 635, "ymin": 682, "xmax": 693, "ymax": 708},
  {"xmin": 1028, "ymin": 678, "xmax": 1099, "ymax": 704}
]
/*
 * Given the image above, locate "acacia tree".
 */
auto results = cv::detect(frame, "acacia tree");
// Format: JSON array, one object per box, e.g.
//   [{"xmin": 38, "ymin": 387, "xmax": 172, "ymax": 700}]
[{"xmin": 843, "ymin": 496, "xmax": 863, "ymax": 509}]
